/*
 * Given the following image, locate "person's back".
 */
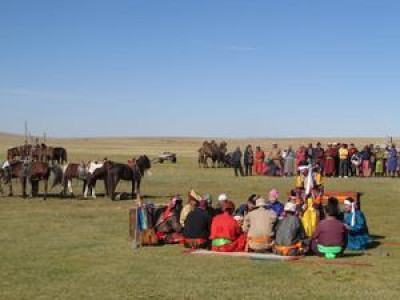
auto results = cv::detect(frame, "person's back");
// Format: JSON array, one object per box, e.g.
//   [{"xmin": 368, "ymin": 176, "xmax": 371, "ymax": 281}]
[
  {"xmin": 312, "ymin": 216, "xmax": 346, "ymax": 255},
  {"xmin": 275, "ymin": 214, "xmax": 303, "ymax": 246},
  {"xmin": 210, "ymin": 212, "xmax": 241, "ymax": 241},
  {"xmin": 183, "ymin": 207, "xmax": 211, "ymax": 240},
  {"xmin": 243, "ymin": 200, "xmax": 277, "ymax": 251}
]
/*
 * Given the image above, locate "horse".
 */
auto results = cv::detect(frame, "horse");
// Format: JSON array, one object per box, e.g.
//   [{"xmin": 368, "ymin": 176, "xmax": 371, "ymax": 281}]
[
  {"xmin": 106, "ymin": 155, "xmax": 151, "ymax": 200},
  {"xmin": 52, "ymin": 162, "xmax": 88, "ymax": 196},
  {"xmin": 0, "ymin": 160, "xmax": 51, "ymax": 200},
  {"xmin": 53, "ymin": 147, "xmax": 68, "ymax": 164},
  {"xmin": 84, "ymin": 160, "xmax": 113, "ymax": 198}
]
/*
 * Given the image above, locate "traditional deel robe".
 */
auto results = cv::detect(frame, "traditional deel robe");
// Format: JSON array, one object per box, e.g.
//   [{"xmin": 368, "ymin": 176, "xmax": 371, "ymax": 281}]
[
  {"xmin": 254, "ymin": 150, "xmax": 265, "ymax": 175},
  {"xmin": 284, "ymin": 149, "xmax": 296, "ymax": 175},
  {"xmin": 296, "ymin": 148, "xmax": 307, "ymax": 170},
  {"xmin": 375, "ymin": 150, "xmax": 385, "ymax": 173},
  {"xmin": 242, "ymin": 207, "xmax": 277, "ymax": 251},
  {"xmin": 344, "ymin": 210, "xmax": 370, "ymax": 250},
  {"xmin": 274, "ymin": 215, "xmax": 305, "ymax": 256},
  {"xmin": 324, "ymin": 148, "xmax": 337, "ymax": 175},
  {"xmin": 301, "ymin": 198, "xmax": 318, "ymax": 238},
  {"xmin": 210, "ymin": 212, "xmax": 246, "ymax": 252},
  {"xmin": 388, "ymin": 148, "xmax": 398, "ymax": 172},
  {"xmin": 182, "ymin": 207, "xmax": 212, "ymax": 248}
]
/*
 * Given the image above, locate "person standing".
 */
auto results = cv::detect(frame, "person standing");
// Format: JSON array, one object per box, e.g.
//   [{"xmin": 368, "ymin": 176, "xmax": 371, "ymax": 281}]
[
  {"xmin": 324, "ymin": 144, "xmax": 336, "ymax": 177},
  {"xmin": 375, "ymin": 146, "xmax": 385, "ymax": 177},
  {"xmin": 283, "ymin": 145, "xmax": 296, "ymax": 177},
  {"xmin": 269, "ymin": 143, "xmax": 282, "ymax": 176},
  {"xmin": 306, "ymin": 143, "xmax": 314, "ymax": 164},
  {"xmin": 387, "ymin": 144, "xmax": 398, "ymax": 177},
  {"xmin": 348, "ymin": 143, "xmax": 359, "ymax": 177},
  {"xmin": 314, "ymin": 142, "xmax": 325, "ymax": 172},
  {"xmin": 243, "ymin": 145, "xmax": 254, "ymax": 176},
  {"xmin": 232, "ymin": 147, "xmax": 244, "ymax": 177},
  {"xmin": 296, "ymin": 145, "xmax": 307, "ymax": 171},
  {"xmin": 339, "ymin": 144, "xmax": 349, "ymax": 178},
  {"xmin": 254, "ymin": 146, "xmax": 265, "ymax": 175},
  {"xmin": 361, "ymin": 145, "xmax": 371, "ymax": 177}
]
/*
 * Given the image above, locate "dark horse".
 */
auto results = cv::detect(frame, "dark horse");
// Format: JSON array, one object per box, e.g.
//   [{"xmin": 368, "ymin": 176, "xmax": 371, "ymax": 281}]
[
  {"xmin": 52, "ymin": 147, "xmax": 68, "ymax": 164},
  {"xmin": 106, "ymin": 155, "xmax": 151, "ymax": 200},
  {"xmin": 84, "ymin": 160, "xmax": 113, "ymax": 199},
  {"xmin": 0, "ymin": 160, "xmax": 51, "ymax": 200}
]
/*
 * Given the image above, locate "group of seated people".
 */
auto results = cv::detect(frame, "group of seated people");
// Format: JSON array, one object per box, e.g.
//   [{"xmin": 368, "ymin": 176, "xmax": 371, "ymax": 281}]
[{"xmin": 152, "ymin": 185, "xmax": 370, "ymax": 259}]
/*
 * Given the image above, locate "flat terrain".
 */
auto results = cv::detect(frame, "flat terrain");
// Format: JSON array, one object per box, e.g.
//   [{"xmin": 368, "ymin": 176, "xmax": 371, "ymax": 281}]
[{"xmin": 1, "ymin": 135, "xmax": 399, "ymax": 300}]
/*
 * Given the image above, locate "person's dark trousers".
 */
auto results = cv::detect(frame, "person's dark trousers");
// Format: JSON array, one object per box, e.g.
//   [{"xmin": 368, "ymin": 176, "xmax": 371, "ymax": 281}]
[
  {"xmin": 234, "ymin": 164, "xmax": 244, "ymax": 176},
  {"xmin": 244, "ymin": 164, "xmax": 253, "ymax": 176},
  {"xmin": 339, "ymin": 159, "xmax": 348, "ymax": 177}
]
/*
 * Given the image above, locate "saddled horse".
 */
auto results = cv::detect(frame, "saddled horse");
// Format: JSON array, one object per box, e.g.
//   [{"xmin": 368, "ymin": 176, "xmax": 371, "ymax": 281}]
[
  {"xmin": 52, "ymin": 161, "xmax": 105, "ymax": 197},
  {"xmin": 106, "ymin": 155, "xmax": 151, "ymax": 200},
  {"xmin": 0, "ymin": 160, "xmax": 51, "ymax": 200}
]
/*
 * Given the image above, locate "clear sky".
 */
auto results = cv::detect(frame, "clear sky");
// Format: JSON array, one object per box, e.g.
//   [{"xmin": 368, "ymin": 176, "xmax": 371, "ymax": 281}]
[{"xmin": 0, "ymin": 0, "xmax": 399, "ymax": 138}]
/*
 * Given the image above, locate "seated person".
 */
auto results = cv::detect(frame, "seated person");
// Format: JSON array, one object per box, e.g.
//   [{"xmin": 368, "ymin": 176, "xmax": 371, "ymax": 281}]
[
  {"xmin": 274, "ymin": 202, "xmax": 306, "ymax": 256},
  {"xmin": 312, "ymin": 202, "xmax": 346, "ymax": 259},
  {"xmin": 235, "ymin": 194, "xmax": 257, "ymax": 217},
  {"xmin": 210, "ymin": 201, "xmax": 246, "ymax": 252},
  {"xmin": 266, "ymin": 188, "xmax": 284, "ymax": 217},
  {"xmin": 242, "ymin": 197, "xmax": 277, "ymax": 252},
  {"xmin": 180, "ymin": 190, "xmax": 201, "ymax": 227},
  {"xmin": 203, "ymin": 193, "xmax": 217, "ymax": 218},
  {"xmin": 344, "ymin": 198, "xmax": 370, "ymax": 250},
  {"xmin": 182, "ymin": 199, "xmax": 212, "ymax": 249},
  {"xmin": 214, "ymin": 193, "xmax": 229, "ymax": 215},
  {"xmin": 155, "ymin": 196, "xmax": 183, "ymax": 244}
]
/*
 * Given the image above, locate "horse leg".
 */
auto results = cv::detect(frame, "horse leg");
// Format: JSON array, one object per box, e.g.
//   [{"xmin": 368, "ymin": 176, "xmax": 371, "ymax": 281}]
[
  {"xmin": 91, "ymin": 181, "xmax": 97, "ymax": 199},
  {"xmin": 21, "ymin": 177, "xmax": 27, "ymax": 198},
  {"xmin": 82, "ymin": 180, "xmax": 87, "ymax": 196},
  {"xmin": 8, "ymin": 180, "xmax": 13, "ymax": 197},
  {"xmin": 43, "ymin": 179, "xmax": 48, "ymax": 200},
  {"xmin": 67, "ymin": 179, "xmax": 73, "ymax": 195}
]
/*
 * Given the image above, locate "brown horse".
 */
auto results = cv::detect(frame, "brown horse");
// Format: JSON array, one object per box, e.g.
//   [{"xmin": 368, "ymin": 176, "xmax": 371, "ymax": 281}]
[
  {"xmin": 84, "ymin": 160, "xmax": 112, "ymax": 198},
  {"xmin": 52, "ymin": 163, "xmax": 88, "ymax": 196},
  {"xmin": 0, "ymin": 160, "xmax": 51, "ymax": 199},
  {"xmin": 106, "ymin": 156, "xmax": 151, "ymax": 200}
]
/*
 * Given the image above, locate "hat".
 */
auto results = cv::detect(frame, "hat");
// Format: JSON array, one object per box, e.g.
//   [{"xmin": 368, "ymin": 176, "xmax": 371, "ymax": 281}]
[
  {"xmin": 218, "ymin": 193, "xmax": 228, "ymax": 202},
  {"xmin": 268, "ymin": 189, "xmax": 279, "ymax": 199},
  {"xmin": 255, "ymin": 197, "xmax": 267, "ymax": 207},
  {"xmin": 284, "ymin": 202, "xmax": 297, "ymax": 213}
]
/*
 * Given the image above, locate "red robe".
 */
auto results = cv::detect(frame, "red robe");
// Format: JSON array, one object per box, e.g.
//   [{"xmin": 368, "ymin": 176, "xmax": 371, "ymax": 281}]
[
  {"xmin": 254, "ymin": 150, "xmax": 265, "ymax": 175},
  {"xmin": 296, "ymin": 148, "xmax": 307, "ymax": 170},
  {"xmin": 210, "ymin": 212, "xmax": 246, "ymax": 252},
  {"xmin": 324, "ymin": 148, "xmax": 337, "ymax": 175}
]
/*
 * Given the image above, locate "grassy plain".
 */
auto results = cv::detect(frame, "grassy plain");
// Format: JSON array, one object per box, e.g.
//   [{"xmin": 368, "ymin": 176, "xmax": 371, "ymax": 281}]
[{"xmin": 0, "ymin": 134, "xmax": 399, "ymax": 300}]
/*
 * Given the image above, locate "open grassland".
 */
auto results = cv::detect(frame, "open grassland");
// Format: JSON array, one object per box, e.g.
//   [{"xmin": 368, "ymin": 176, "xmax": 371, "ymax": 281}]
[{"xmin": 0, "ymin": 135, "xmax": 399, "ymax": 300}]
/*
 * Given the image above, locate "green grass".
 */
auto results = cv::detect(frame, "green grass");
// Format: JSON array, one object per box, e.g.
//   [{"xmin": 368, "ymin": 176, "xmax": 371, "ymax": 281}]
[{"xmin": 1, "ymin": 137, "xmax": 400, "ymax": 300}]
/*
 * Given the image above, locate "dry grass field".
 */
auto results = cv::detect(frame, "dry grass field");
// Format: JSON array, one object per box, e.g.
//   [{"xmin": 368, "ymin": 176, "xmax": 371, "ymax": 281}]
[{"xmin": 0, "ymin": 133, "xmax": 399, "ymax": 300}]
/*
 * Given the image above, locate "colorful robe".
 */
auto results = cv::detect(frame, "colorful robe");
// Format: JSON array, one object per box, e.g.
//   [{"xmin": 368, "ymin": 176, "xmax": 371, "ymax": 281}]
[{"xmin": 344, "ymin": 210, "xmax": 370, "ymax": 250}]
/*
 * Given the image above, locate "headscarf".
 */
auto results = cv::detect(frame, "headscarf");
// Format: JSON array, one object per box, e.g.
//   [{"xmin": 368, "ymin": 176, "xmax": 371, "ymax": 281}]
[{"xmin": 344, "ymin": 199, "xmax": 356, "ymax": 227}]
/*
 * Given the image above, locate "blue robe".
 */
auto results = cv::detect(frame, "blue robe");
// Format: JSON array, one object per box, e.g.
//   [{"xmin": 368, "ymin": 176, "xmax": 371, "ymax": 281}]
[{"xmin": 344, "ymin": 210, "xmax": 369, "ymax": 250}]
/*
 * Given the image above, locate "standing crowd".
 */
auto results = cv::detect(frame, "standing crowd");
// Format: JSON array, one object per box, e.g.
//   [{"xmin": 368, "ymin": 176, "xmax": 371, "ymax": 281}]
[{"xmin": 231, "ymin": 142, "xmax": 399, "ymax": 178}]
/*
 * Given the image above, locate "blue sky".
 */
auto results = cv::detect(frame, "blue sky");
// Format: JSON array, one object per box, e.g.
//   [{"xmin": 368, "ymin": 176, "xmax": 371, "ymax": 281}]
[{"xmin": 0, "ymin": 0, "xmax": 399, "ymax": 137}]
